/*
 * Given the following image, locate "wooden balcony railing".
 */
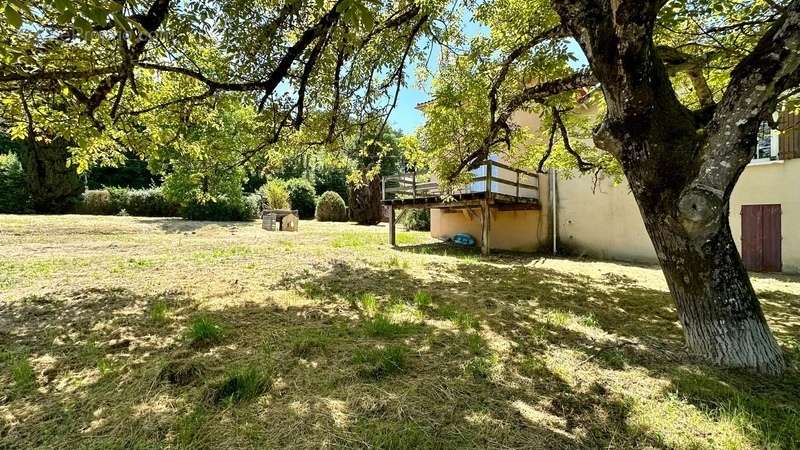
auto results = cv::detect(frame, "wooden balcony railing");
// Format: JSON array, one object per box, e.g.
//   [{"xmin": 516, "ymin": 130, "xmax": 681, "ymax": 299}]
[{"xmin": 381, "ymin": 160, "xmax": 539, "ymax": 202}]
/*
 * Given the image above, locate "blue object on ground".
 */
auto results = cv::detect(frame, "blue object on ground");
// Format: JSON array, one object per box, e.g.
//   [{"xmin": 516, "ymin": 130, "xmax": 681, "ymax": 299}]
[{"xmin": 453, "ymin": 233, "xmax": 476, "ymax": 247}]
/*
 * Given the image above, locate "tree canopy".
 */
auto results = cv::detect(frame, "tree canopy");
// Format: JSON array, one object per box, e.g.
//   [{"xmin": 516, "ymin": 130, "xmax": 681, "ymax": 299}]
[{"xmin": 3, "ymin": 0, "xmax": 800, "ymax": 374}]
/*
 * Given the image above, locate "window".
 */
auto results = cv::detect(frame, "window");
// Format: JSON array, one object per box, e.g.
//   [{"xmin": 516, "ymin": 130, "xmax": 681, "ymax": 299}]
[{"xmin": 752, "ymin": 121, "xmax": 779, "ymax": 163}]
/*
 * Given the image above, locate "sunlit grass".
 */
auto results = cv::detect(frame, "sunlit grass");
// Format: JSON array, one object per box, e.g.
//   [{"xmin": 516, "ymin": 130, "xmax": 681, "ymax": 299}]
[
  {"xmin": 1, "ymin": 215, "xmax": 798, "ymax": 449},
  {"xmin": 187, "ymin": 316, "xmax": 224, "ymax": 347}
]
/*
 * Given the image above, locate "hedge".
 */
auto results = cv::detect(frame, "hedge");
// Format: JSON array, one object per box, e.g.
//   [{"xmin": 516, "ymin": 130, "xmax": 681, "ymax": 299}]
[{"xmin": 0, "ymin": 153, "xmax": 33, "ymax": 213}]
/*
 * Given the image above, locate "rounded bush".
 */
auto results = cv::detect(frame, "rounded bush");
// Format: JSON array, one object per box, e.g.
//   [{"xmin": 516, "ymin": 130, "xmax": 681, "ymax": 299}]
[
  {"xmin": 285, "ymin": 178, "xmax": 316, "ymax": 219},
  {"xmin": 0, "ymin": 153, "xmax": 32, "ymax": 213},
  {"xmin": 315, "ymin": 191, "xmax": 347, "ymax": 222}
]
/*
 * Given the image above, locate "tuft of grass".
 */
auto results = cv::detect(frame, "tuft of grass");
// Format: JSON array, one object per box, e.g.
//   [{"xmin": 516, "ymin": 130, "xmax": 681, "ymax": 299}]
[
  {"xmin": 97, "ymin": 357, "xmax": 117, "ymax": 376},
  {"xmin": 11, "ymin": 357, "xmax": 35, "ymax": 392},
  {"xmin": 544, "ymin": 309, "xmax": 572, "ymax": 327},
  {"xmin": 175, "ymin": 407, "xmax": 208, "ymax": 448},
  {"xmin": 290, "ymin": 329, "xmax": 331, "ymax": 357},
  {"xmin": 464, "ymin": 333, "xmax": 487, "ymax": 355},
  {"xmin": 210, "ymin": 366, "xmax": 271, "ymax": 405},
  {"xmin": 300, "ymin": 282, "xmax": 324, "ymax": 299},
  {"xmin": 578, "ymin": 313, "xmax": 599, "ymax": 328},
  {"xmin": 358, "ymin": 421, "xmax": 433, "ymax": 449},
  {"xmin": 598, "ymin": 349, "xmax": 627, "ymax": 370},
  {"xmin": 519, "ymin": 356, "xmax": 549, "ymax": 379},
  {"xmin": 465, "ymin": 354, "xmax": 502, "ymax": 381},
  {"xmin": 187, "ymin": 316, "xmax": 224, "ymax": 347},
  {"xmin": 413, "ymin": 290, "xmax": 432, "ymax": 308},
  {"xmin": 384, "ymin": 255, "xmax": 409, "ymax": 269},
  {"xmin": 149, "ymin": 301, "xmax": 170, "ymax": 323},
  {"xmin": 440, "ymin": 306, "xmax": 480, "ymax": 331},
  {"xmin": 358, "ymin": 292, "xmax": 379, "ymax": 316},
  {"xmin": 160, "ymin": 359, "xmax": 205, "ymax": 386},
  {"xmin": 363, "ymin": 314, "xmax": 416, "ymax": 339},
  {"xmin": 353, "ymin": 345, "xmax": 409, "ymax": 379}
]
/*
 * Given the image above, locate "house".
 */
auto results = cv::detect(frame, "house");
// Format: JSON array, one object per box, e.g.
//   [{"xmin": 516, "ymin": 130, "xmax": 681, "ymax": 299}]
[{"xmin": 382, "ymin": 107, "xmax": 800, "ymax": 274}]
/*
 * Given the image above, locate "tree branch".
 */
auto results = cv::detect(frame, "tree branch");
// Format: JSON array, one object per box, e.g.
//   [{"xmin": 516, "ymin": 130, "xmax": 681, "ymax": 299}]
[
  {"xmin": 449, "ymin": 69, "xmax": 598, "ymax": 180},
  {"xmin": 679, "ymin": 0, "xmax": 800, "ymax": 238}
]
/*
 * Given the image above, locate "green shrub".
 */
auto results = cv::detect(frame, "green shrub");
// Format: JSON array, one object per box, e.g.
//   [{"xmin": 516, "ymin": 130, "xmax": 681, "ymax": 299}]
[
  {"xmin": 211, "ymin": 366, "xmax": 271, "ymax": 404},
  {"xmin": 243, "ymin": 193, "xmax": 262, "ymax": 218},
  {"xmin": 259, "ymin": 179, "xmax": 291, "ymax": 210},
  {"xmin": 126, "ymin": 188, "xmax": 179, "ymax": 217},
  {"xmin": 315, "ymin": 191, "xmax": 347, "ymax": 222},
  {"xmin": 353, "ymin": 345, "xmax": 408, "ymax": 379},
  {"xmin": 0, "ymin": 153, "xmax": 32, "ymax": 213},
  {"xmin": 285, "ymin": 178, "xmax": 316, "ymax": 219},
  {"xmin": 181, "ymin": 195, "xmax": 257, "ymax": 221},
  {"xmin": 313, "ymin": 165, "xmax": 349, "ymax": 200},
  {"xmin": 75, "ymin": 187, "xmax": 180, "ymax": 217},
  {"xmin": 402, "ymin": 208, "xmax": 430, "ymax": 231},
  {"xmin": 187, "ymin": 316, "xmax": 224, "ymax": 347},
  {"xmin": 106, "ymin": 186, "xmax": 131, "ymax": 212}
]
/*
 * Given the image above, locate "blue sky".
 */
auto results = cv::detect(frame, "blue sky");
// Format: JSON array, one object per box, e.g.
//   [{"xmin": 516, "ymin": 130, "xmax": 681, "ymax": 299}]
[{"xmin": 389, "ymin": 38, "xmax": 588, "ymax": 135}]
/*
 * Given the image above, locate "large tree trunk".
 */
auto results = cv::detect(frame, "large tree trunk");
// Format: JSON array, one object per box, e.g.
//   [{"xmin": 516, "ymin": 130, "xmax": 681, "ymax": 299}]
[
  {"xmin": 636, "ymin": 196, "xmax": 785, "ymax": 374},
  {"xmin": 348, "ymin": 175, "xmax": 383, "ymax": 225},
  {"xmin": 18, "ymin": 137, "xmax": 84, "ymax": 213}
]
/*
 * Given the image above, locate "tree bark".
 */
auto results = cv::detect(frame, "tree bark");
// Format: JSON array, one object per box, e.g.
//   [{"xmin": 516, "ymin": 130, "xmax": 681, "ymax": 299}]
[
  {"xmin": 635, "ymin": 193, "xmax": 785, "ymax": 375},
  {"xmin": 17, "ymin": 137, "xmax": 84, "ymax": 213},
  {"xmin": 549, "ymin": 0, "xmax": 794, "ymax": 374},
  {"xmin": 348, "ymin": 174, "xmax": 383, "ymax": 225}
]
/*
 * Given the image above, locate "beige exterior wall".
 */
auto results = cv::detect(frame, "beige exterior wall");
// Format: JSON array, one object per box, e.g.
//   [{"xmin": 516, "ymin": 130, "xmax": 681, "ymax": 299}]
[
  {"xmin": 429, "ymin": 171, "xmax": 552, "ymax": 252},
  {"xmin": 431, "ymin": 207, "xmax": 549, "ymax": 252},
  {"xmin": 556, "ymin": 159, "xmax": 800, "ymax": 273}
]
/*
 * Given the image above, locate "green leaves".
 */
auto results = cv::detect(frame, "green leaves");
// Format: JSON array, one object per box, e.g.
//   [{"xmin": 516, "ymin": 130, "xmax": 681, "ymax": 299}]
[{"xmin": 3, "ymin": 2, "xmax": 24, "ymax": 28}]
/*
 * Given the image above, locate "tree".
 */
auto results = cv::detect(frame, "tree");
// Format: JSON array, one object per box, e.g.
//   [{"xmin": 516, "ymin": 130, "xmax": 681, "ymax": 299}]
[
  {"xmin": 347, "ymin": 127, "xmax": 404, "ymax": 225},
  {"xmin": 0, "ymin": 0, "xmax": 444, "ymax": 210},
  {"xmin": 5, "ymin": 0, "xmax": 797, "ymax": 375},
  {"xmin": 418, "ymin": 0, "xmax": 798, "ymax": 375}
]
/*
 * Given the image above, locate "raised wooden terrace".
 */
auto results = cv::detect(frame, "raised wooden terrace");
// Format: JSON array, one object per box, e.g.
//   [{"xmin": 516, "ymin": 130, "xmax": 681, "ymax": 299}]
[{"xmin": 381, "ymin": 160, "xmax": 541, "ymax": 254}]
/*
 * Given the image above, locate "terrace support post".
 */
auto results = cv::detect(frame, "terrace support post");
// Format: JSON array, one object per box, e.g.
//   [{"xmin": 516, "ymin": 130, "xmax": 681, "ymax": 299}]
[
  {"xmin": 480, "ymin": 198, "xmax": 490, "ymax": 255},
  {"xmin": 389, "ymin": 205, "xmax": 396, "ymax": 247}
]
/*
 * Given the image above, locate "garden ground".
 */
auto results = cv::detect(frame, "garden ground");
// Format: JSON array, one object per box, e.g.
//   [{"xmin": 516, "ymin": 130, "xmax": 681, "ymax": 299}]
[{"xmin": 1, "ymin": 215, "xmax": 798, "ymax": 449}]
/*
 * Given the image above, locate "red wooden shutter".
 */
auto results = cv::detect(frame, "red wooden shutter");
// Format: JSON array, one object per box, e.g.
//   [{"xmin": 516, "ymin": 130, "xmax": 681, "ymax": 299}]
[
  {"xmin": 762, "ymin": 205, "xmax": 782, "ymax": 272},
  {"xmin": 741, "ymin": 205, "xmax": 763, "ymax": 271},
  {"xmin": 741, "ymin": 204, "xmax": 782, "ymax": 272}
]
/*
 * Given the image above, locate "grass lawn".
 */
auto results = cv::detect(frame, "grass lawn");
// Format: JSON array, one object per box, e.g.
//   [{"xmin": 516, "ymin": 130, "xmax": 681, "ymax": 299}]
[{"xmin": 1, "ymin": 214, "xmax": 799, "ymax": 449}]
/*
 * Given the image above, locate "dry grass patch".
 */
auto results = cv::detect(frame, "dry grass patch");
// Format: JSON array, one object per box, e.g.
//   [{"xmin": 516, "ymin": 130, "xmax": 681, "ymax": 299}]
[{"xmin": 1, "ymin": 215, "xmax": 799, "ymax": 449}]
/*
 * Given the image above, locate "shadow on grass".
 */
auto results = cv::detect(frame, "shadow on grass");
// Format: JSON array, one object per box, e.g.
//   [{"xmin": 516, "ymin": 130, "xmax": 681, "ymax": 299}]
[
  {"xmin": 131, "ymin": 217, "xmax": 253, "ymax": 233},
  {"xmin": 3, "ymin": 254, "xmax": 799, "ymax": 448},
  {"xmin": 275, "ymin": 255, "xmax": 800, "ymax": 448}
]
